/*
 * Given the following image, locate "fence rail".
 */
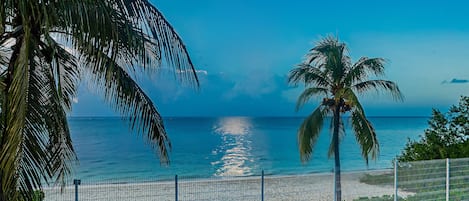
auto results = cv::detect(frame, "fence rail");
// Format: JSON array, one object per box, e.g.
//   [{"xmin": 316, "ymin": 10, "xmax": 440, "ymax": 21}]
[{"xmin": 43, "ymin": 158, "xmax": 469, "ymax": 201}]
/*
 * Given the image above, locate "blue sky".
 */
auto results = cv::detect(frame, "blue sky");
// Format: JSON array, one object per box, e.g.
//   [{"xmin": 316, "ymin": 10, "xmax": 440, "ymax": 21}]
[{"xmin": 71, "ymin": 0, "xmax": 469, "ymax": 117}]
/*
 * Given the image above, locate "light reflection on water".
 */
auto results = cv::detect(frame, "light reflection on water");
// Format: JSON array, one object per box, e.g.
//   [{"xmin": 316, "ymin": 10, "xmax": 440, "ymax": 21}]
[{"xmin": 211, "ymin": 117, "xmax": 256, "ymax": 177}]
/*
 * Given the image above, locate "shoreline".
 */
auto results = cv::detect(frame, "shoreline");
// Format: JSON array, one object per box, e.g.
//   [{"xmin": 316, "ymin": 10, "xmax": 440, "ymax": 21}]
[
  {"xmin": 44, "ymin": 170, "xmax": 413, "ymax": 201},
  {"xmin": 68, "ymin": 168, "xmax": 396, "ymax": 184}
]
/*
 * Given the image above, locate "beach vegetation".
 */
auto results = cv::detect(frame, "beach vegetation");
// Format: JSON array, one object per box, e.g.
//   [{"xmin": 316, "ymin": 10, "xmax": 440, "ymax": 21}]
[
  {"xmin": 398, "ymin": 96, "xmax": 469, "ymax": 162},
  {"xmin": 288, "ymin": 35, "xmax": 403, "ymax": 201},
  {"xmin": 0, "ymin": 0, "xmax": 198, "ymax": 200},
  {"xmin": 19, "ymin": 191, "xmax": 44, "ymax": 201},
  {"xmin": 359, "ymin": 172, "xmax": 393, "ymax": 185}
]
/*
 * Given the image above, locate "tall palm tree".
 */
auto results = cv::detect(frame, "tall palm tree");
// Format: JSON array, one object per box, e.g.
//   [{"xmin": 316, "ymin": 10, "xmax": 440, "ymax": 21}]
[
  {"xmin": 288, "ymin": 36, "xmax": 403, "ymax": 201},
  {"xmin": 0, "ymin": 0, "xmax": 198, "ymax": 200}
]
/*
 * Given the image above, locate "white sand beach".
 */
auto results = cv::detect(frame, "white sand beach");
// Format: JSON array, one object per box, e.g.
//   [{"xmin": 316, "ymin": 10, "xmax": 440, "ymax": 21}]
[{"xmin": 43, "ymin": 170, "xmax": 413, "ymax": 201}]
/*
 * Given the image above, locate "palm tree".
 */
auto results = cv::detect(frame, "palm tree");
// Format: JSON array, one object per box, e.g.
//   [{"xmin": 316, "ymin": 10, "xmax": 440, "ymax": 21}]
[
  {"xmin": 0, "ymin": 0, "xmax": 198, "ymax": 200},
  {"xmin": 288, "ymin": 36, "xmax": 403, "ymax": 201}
]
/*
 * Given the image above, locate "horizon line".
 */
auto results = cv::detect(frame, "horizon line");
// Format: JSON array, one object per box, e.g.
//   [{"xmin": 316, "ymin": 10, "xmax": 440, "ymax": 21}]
[{"xmin": 67, "ymin": 115, "xmax": 431, "ymax": 118}]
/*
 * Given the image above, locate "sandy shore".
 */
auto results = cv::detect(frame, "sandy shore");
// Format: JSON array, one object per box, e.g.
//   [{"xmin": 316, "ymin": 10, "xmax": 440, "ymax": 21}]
[{"xmin": 44, "ymin": 170, "xmax": 413, "ymax": 201}]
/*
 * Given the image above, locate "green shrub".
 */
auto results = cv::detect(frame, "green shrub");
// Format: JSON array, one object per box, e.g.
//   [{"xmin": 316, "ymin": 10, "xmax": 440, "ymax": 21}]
[
  {"xmin": 18, "ymin": 190, "xmax": 44, "ymax": 201},
  {"xmin": 32, "ymin": 190, "xmax": 45, "ymax": 201},
  {"xmin": 399, "ymin": 96, "xmax": 469, "ymax": 162}
]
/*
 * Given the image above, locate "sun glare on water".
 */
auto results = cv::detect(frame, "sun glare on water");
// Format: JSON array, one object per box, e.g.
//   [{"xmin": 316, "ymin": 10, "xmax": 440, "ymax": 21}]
[{"xmin": 211, "ymin": 117, "xmax": 256, "ymax": 177}]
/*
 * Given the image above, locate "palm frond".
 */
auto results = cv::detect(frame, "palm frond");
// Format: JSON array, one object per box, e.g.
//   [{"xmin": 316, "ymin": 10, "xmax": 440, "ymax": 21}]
[
  {"xmin": 0, "ymin": 28, "xmax": 31, "ymax": 199},
  {"xmin": 342, "ymin": 88, "xmax": 379, "ymax": 164},
  {"xmin": 40, "ymin": 36, "xmax": 80, "ymax": 111},
  {"xmin": 0, "ymin": 1, "xmax": 5, "ymax": 35},
  {"xmin": 288, "ymin": 63, "xmax": 331, "ymax": 87},
  {"xmin": 0, "ymin": 71, "xmax": 6, "ymax": 95},
  {"xmin": 344, "ymin": 57, "xmax": 386, "ymax": 85},
  {"xmin": 125, "ymin": 0, "xmax": 198, "ymax": 83},
  {"xmin": 52, "ymin": 0, "xmax": 199, "ymax": 85},
  {"xmin": 39, "ymin": 54, "xmax": 77, "ymax": 189},
  {"xmin": 49, "ymin": 0, "xmax": 198, "ymax": 84},
  {"xmin": 1, "ymin": 26, "xmax": 76, "ymax": 199},
  {"xmin": 307, "ymin": 35, "xmax": 350, "ymax": 83},
  {"xmin": 308, "ymin": 36, "xmax": 343, "ymax": 63},
  {"xmin": 298, "ymin": 106, "xmax": 328, "ymax": 162},
  {"xmin": 50, "ymin": 1, "xmax": 139, "ymax": 67},
  {"xmin": 350, "ymin": 107, "xmax": 379, "ymax": 164},
  {"xmin": 295, "ymin": 87, "xmax": 328, "ymax": 111},
  {"xmin": 352, "ymin": 79, "xmax": 404, "ymax": 101},
  {"xmin": 17, "ymin": 59, "xmax": 52, "ymax": 199},
  {"xmin": 86, "ymin": 51, "xmax": 171, "ymax": 163},
  {"xmin": 0, "ymin": 48, "xmax": 8, "ymax": 70}
]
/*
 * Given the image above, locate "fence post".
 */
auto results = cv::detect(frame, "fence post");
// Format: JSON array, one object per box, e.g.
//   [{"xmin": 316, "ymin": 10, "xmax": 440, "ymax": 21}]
[
  {"xmin": 175, "ymin": 175, "xmax": 178, "ymax": 201},
  {"xmin": 394, "ymin": 160, "xmax": 398, "ymax": 201},
  {"xmin": 261, "ymin": 170, "xmax": 264, "ymax": 201},
  {"xmin": 333, "ymin": 168, "xmax": 336, "ymax": 201},
  {"xmin": 73, "ymin": 179, "xmax": 81, "ymax": 201},
  {"xmin": 446, "ymin": 158, "xmax": 450, "ymax": 201}
]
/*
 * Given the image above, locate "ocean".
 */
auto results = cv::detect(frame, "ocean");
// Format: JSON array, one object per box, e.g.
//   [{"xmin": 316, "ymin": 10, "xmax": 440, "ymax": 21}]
[{"xmin": 69, "ymin": 116, "xmax": 428, "ymax": 183}]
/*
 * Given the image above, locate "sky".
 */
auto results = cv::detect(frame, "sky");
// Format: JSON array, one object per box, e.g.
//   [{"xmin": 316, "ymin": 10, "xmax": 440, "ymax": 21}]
[{"xmin": 71, "ymin": 0, "xmax": 469, "ymax": 117}]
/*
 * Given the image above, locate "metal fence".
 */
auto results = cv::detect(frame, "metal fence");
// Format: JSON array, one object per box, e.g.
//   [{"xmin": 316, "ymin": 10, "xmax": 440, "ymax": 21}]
[
  {"xmin": 43, "ymin": 158, "xmax": 469, "ymax": 201},
  {"xmin": 395, "ymin": 158, "xmax": 469, "ymax": 201}
]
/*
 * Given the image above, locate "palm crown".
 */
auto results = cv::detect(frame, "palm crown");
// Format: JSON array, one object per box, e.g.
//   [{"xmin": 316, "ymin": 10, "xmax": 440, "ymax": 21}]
[
  {"xmin": 288, "ymin": 36, "xmax": 403, "ymax": 200},
  {"xmin": 0, "ymin": 0, "xmax": 198, "ymax": 200}
]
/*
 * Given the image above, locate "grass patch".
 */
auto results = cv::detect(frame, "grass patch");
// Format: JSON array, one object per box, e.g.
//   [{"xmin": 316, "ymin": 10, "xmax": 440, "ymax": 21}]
[
  {"xmin": 354, "ymin": 195, "xmax": 395, "ymax": 201},
  {"xmin": 359, "ymin": 173, "xmax": 394, "ymax": 186}
]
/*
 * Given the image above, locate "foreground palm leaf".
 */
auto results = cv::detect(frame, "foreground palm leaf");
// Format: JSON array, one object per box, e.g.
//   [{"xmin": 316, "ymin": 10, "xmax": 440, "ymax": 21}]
[
  {"xmin": 288, "ymin": 36, "xmax": 403, "ymax": 201},
  {"xmin": 0, "ymin": 0, "xmax": 198, "ymax": 200}
]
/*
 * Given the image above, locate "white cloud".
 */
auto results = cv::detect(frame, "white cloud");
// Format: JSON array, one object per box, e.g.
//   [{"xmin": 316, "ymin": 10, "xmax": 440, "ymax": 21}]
[
  {"xmin": 176, "ymin": 69, "xmax": 208, "ymax": 75},
  {"xmin": 223, "ymin": 70, "xmax": 280, "ymax": 99},
  {"xmin": 196, "ymin": 70, "xmax": 208, "ymax": 75}
]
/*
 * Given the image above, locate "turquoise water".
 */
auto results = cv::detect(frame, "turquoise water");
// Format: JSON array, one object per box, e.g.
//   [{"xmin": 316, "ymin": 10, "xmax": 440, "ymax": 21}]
[{"xmin": 69, "ymin": 116, "xmax": 428, "ymax": 183}]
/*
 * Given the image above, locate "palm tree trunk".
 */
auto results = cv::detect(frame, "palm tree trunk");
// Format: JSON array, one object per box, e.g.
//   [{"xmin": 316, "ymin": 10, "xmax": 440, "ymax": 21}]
[{"xmin": 333, "ymin": 105, "xmax": 341, "ymax": 201}]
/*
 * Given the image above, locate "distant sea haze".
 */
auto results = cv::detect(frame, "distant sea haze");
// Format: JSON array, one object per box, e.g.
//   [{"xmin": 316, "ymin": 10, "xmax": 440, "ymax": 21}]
[{"xmin": 69, "ymin": 116, "xmax": 428, "ymax": 183}]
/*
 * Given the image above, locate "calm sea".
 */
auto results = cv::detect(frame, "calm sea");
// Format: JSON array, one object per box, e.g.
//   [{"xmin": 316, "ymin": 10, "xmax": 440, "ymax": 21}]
[{"xmin": 69, "ymin": 116, "xmax": 428, "ymax": 183}]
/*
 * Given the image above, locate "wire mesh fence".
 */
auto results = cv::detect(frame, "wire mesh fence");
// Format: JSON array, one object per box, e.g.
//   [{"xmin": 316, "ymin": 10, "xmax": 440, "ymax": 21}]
[
  {"xmin": 395, "ymin": 158, "xmax": 469, "ymax": 201},
  {"xmin": 263, "ymin": 173, "xmax": 334, "ymax": 200},
  {"xmin": 42, "ymin": 158, "xmax": 469, "ymax": 201},
  {"xmin": 178, "ymin": 176, "xmax": 261, "ymax": 201},
  {"xmin": 44, "ymin": 178, "xmax": 176, "ymax": 201},
  {"xmin": 397, "ymin": 159, "xmax": 447, "ymax": 201},
  {"xmin": 449, "ymin": 158, "xmax": 469, "ymax": 200}
]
